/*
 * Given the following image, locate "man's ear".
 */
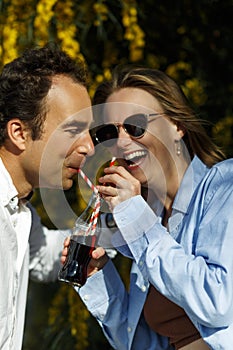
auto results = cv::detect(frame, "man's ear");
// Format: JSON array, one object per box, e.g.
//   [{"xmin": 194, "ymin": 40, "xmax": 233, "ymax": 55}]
[{"xmin": 6, "ymin": 119, "xmax": 29, "ymax": 151}]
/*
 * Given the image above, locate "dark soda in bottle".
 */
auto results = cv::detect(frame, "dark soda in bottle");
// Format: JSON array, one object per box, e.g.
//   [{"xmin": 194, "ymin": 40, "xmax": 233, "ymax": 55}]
[
  {"xmin": 58, "ymin": 234, "xmax": 96, "ymax": 287},
  {"xmin": 58, "ymin": 193, "xmax": 100, "ymax": 287}
]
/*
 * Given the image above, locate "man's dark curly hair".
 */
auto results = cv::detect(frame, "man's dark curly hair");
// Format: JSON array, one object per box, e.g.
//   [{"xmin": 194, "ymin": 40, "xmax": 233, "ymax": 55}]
[{"xmin": 0, "ymin": 42, "xmax": 88, "ymax": 145}]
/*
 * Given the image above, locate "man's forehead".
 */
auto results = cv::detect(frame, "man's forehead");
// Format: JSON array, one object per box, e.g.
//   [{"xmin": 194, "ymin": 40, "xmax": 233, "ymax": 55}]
[{"xmin": 62, "ymin": 109, "xmax": 93, "ymax": 123}]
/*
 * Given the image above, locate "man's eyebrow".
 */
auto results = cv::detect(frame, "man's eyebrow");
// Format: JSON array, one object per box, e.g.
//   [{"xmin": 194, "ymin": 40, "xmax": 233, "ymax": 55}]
[{"xmin": 60, "ymin": 120, "xmax": 89, "ymax": 129}]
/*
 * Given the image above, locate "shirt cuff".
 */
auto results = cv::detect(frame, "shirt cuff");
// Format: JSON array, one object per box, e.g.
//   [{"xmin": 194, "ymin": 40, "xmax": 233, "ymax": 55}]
[{"xmin": 113, "ymin": 195, "xmax": 159, "ymax": 245}]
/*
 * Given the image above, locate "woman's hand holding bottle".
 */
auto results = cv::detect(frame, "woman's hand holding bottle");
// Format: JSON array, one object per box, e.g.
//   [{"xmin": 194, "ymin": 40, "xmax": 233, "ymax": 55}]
[{"xmin": 60, "ymin": 236, "xmax": 109, "ymax": 278}]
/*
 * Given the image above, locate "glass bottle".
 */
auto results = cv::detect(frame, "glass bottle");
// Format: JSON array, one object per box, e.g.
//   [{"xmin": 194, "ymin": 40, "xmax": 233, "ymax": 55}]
[{"xmin": 58, "ymin": 192, "xmax": 101, "ymax": 287}]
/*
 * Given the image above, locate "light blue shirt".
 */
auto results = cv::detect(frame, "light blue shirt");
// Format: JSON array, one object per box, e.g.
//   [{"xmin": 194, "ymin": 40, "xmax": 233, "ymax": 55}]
[{"xmin": 78, "ymin": 156, "xmax": 233, "ymax": 350}]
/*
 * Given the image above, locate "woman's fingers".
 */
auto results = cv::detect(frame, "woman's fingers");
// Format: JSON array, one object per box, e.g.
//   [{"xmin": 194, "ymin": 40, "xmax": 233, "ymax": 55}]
[
  {"xmin": 60, "ymin": 237, "xmax": 71, "ymax": 264},
  {"xmin": 97, "ymin": 165, "xmax": 141, "ymax": 209},
  {"xmin": 87, "ymin": 247, "xmax": 109, "ymax": 277},
  {"xmin": 99, "ymin": 166, "xmax": 140, "ymax": 192},
  {"xmin": 63, "ymin": 236, "xmax": 70, "ymax": 247},
  {"xmin": 92, "ymin": 246, "xmax": 106, "ymax": 259}
]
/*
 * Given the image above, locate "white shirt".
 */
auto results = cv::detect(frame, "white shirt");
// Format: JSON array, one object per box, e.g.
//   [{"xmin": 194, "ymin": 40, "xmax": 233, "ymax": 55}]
[{"xmin": 0, "ymin": 158, "xmax": 67, "ymax": 349}]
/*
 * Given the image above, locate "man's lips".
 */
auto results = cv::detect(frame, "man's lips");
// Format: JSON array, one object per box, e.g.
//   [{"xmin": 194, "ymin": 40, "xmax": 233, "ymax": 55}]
[{"xmin": 64, "ymin": 151, "xmax": 86, "ymax": 170}]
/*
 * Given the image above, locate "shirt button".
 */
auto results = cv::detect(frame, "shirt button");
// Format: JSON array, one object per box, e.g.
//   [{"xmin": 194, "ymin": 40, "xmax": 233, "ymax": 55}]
[
  {"xmin": 83, "ymin": 295, "xmax": 89, "ymax": 301},
  {"xmin": 127, "ymin": 327, "xmax": 132, "ymax": 333},
  {"xmin": 141, "ymin": 285, "xmax": 147, "ymax": 292},
  {"xmin": 139, "ymin": 260, "xmax": 143, "ymax": 266}
]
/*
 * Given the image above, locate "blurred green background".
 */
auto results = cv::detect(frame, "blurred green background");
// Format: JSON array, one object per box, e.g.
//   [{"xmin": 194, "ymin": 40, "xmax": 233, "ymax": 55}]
[{"xmin": 1, "ymin": 0, "xmax": 233, "ymax": 349}]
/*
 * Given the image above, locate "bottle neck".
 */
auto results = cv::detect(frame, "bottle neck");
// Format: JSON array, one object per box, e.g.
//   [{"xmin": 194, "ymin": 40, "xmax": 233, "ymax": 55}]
[{"xmin": 74, "ymin": 192, "xmax": 103, "ymax": 233}]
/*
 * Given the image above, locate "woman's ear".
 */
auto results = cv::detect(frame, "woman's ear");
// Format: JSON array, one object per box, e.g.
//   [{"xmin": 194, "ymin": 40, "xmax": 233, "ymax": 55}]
[
  {"xmin": 176, "ymin": 122, "xmax": 186, "ymax": 139},
  {"xmin": 6, "ymin": 119, "xmax": 29, "ymax": 151}
]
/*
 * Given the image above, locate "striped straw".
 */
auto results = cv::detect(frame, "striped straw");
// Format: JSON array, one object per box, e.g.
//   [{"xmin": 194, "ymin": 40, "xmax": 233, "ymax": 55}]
[
  {"xmin": 87, "ymin": 193, "xmax": 101, "ymax": 235},
  {"xmin": 77, "ymin": 168, "xmax": 98, "ymax": 194},
  {"xmin": 77, "ymin": 156, "xmax": 116, "ymax": 235},
  {"xmin": 109, "ymin": 156, "xmax": 116, "ymax": 167}
]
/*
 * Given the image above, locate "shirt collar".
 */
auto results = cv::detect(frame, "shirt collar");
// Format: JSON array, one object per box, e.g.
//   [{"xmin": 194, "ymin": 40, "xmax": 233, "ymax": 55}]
[
  {"xmin": 0, "ymin": 157, "xmax": 19, "ymax": 208},
  {"xmin": 172, "ymin": 156, "xmax": 209, "ymax": 214}
]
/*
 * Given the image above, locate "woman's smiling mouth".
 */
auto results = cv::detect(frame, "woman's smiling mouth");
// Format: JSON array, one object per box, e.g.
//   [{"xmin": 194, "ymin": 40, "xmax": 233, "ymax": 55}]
[{"xmin": 124, "ymin": 150, "xmax": 147, "ymax": 169}]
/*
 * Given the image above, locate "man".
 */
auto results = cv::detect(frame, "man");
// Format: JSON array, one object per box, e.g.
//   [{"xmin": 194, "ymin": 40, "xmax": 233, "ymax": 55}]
[{"xmin": 0, "ymin": 43, "xmax": 94, "ymax": 349}]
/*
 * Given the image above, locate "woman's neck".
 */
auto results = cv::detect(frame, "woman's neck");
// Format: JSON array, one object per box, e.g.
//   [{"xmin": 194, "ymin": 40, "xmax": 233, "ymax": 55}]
[{"xmin": 143, "ymin": 157, "xmax": 190, "ymax": 227}]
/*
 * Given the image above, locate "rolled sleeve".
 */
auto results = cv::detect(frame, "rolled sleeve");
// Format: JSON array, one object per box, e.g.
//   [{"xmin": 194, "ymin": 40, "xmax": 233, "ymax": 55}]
[{"xmin": 113, "ymin": 195, "xmax": 159, "ymax": 244}]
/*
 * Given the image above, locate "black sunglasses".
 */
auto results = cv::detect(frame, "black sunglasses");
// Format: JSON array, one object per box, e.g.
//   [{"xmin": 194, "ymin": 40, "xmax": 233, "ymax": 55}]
[{"xmin": 92, "ymin": 113, "xmax": 163, "ymax": 147}]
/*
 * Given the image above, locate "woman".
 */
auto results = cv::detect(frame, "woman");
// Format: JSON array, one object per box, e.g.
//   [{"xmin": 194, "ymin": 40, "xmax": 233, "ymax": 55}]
[{"xmin": 62, "ymin": 67, "xmax": 233, "ymax": 349}]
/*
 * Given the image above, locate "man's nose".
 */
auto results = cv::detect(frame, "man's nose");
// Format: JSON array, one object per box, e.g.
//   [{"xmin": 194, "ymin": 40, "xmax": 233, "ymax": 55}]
[
  {"xmin": 84, "ymin": 130, "xmax": 95, "ymax": 156},
  {"xmin": 75, "ymin": 130, "xmax": 95, "ymax": 156}
]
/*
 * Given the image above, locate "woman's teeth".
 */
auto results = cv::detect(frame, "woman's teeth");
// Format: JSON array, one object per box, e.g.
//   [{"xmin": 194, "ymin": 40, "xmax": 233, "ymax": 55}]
[{"xmin": 124, "ymin": 150, "xmax": 147, "ymax": 166}]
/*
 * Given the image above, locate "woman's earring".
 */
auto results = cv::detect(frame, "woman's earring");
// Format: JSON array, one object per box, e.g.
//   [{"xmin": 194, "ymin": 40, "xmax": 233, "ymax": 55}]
[{"xmin": 175, "ymin": 139, "xmax": 181, "ymax": 156}]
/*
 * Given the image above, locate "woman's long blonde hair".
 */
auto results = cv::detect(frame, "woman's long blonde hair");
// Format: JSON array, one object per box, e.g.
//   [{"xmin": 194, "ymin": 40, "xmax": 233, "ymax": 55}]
[{"xmin": 93, "ymin": 66, "xmax": 225, "ymax": 167}]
